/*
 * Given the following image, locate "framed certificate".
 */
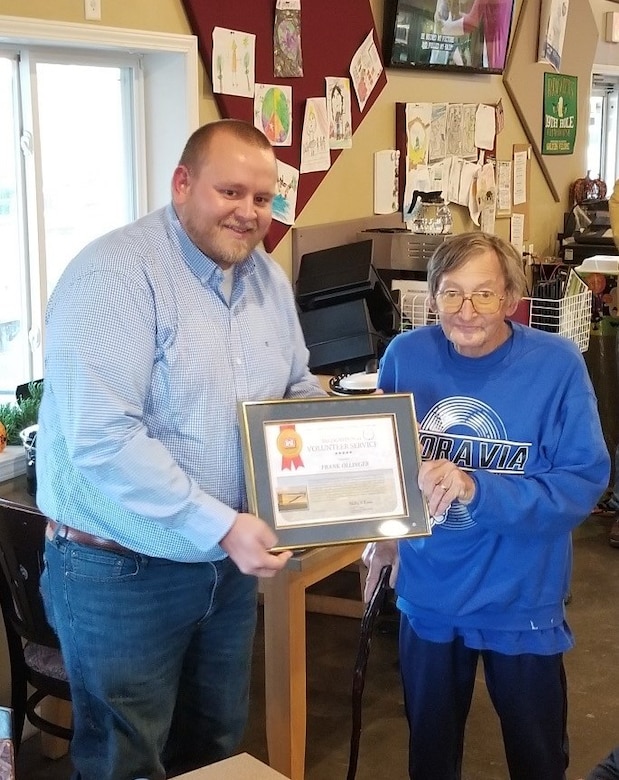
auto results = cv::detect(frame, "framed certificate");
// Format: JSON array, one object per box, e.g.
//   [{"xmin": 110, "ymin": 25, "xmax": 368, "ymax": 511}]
[{"xmin": 238, "ymin": 394, "xmax": 431, "ymax": 550}]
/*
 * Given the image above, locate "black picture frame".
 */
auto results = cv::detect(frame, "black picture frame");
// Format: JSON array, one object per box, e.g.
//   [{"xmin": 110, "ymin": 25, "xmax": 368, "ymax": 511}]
[
  {"xmin": 383, "ymin": 0, "xmax": 517, "ymax": 76},
  {"xmin": 238, "ymin": 394, "xmax": 431, "ymax": 550}
]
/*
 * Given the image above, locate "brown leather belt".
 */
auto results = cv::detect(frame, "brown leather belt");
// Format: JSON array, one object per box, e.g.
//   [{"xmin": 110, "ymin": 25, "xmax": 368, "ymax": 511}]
[{"xmin": 46, "ymin": 519, "xmax": 133, "ymax": 555}]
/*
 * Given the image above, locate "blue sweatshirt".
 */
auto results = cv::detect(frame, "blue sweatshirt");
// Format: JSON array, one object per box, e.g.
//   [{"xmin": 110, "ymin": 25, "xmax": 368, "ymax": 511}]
[{"xmin": 379, "ymin": 322, "xmax": 609, "ymax": 654}]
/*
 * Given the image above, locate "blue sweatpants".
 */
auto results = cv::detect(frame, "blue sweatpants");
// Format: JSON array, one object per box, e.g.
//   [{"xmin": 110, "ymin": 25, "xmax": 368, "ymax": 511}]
[
  {"xmin": 399, "ymin": 618, "xmax": 569, "ymax": 780},
  {"xmin": 587, "ymin": 747, "xmax": 619, "ymax": 780}
]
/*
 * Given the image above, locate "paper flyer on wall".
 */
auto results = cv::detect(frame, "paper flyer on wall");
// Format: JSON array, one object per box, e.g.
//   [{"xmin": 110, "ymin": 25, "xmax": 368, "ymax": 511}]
[
  {"xmin": 374, "ymin": 150, "xmax": 400, "ymax": 214},
  {"xmin": 537, "ymin": 0, "xmax": 570, "ymax": 71}
]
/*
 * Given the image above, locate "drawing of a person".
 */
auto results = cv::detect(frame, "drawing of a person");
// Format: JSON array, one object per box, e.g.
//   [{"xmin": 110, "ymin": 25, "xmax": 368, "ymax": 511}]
[
  {"xmin": 231, "ymin": 37, "xmax": 238, "ymax": 86},
  {"xmin": 355, "ymin": 67, "xmax": 369, "ymax": 104},
  {"xmin": 330, "ymin": 85, "xmax": 345, "ymax": 141},
  {"xmin": 305, "ymin": 107, "xmax": 317, "ymax": 154}
]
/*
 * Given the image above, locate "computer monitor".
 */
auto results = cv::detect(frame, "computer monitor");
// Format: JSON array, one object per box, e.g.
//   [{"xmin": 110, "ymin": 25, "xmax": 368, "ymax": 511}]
[{"xmin": 296, "ymin": 240, "xmax": 401, "ymax": 373}]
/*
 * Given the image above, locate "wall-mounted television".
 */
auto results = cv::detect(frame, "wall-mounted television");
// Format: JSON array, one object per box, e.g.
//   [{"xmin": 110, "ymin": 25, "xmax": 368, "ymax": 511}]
[{"xmin": 383, "ymin": 0, "xmax": 516, "ymax": 76}]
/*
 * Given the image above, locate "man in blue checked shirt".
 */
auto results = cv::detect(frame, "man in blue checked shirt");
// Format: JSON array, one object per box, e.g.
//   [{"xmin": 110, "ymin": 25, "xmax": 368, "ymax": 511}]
[{"xmin": 36, "ymin": 119, "xmax": 323, "ymax": 780}]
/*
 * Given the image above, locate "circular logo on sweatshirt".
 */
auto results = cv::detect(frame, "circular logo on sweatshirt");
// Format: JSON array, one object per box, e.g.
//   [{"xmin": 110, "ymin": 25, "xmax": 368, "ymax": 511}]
[{"xmin": 420, "ymin": 396, "xmax": 525, "ymax": 531}]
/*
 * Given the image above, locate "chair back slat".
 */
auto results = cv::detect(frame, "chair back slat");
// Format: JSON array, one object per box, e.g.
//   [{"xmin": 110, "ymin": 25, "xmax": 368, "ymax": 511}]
[{"xmin": 0, "ymin": 501, "xmax": 58, "ymax": 649}]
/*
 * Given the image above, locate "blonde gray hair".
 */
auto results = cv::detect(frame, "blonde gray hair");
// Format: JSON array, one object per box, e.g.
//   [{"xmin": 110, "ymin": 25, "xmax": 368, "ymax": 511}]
[{"xmin": 427, "ymin": 232, "xmax": 528, "ymax": 301}]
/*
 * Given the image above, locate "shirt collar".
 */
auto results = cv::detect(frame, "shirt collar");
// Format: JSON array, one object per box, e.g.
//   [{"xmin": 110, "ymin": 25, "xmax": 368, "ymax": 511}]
[{"xmin": 165, "ymin": 203, "xmax": 256, "ymax": 286}]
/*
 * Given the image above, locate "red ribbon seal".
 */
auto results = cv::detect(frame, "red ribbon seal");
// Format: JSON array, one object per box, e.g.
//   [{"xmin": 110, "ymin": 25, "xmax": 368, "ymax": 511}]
[{"xmin": 276, "ymin": 425, "xmax": 304, "ymax": 470}]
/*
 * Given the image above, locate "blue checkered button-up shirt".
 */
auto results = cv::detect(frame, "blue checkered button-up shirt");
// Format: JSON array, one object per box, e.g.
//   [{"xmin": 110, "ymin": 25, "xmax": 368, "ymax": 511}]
[{"xmin": 36, "ymin": 204, "xmax": 322, "ymax": 562}]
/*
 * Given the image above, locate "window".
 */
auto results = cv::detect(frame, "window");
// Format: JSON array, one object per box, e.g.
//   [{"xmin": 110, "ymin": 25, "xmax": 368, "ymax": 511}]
[
  {"xmin": 0, "ymin": 17, "xmax": 198, "ymax": 402},
  {"xmin": 587, "ymin": 72, "xmax": 619, "ymax": 190},
  {"xmin": 1, "ymin": 51, "xmax": 139, "ymax": 398}
]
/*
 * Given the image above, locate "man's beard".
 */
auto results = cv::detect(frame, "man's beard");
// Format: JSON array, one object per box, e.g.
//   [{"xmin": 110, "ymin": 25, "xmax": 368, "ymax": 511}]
[{"xmin": 186, "ymin": 218, "xmax": 263, "ymax": 265}]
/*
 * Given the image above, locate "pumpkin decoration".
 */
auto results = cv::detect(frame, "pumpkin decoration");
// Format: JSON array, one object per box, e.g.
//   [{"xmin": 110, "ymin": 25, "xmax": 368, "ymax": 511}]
[
  {"xmin": 569, "ymin": 173, "xmax": 607, "ymax": 208},
  {"xmin": 585, "ymin": 272, "xmax": 608, "ymax": 295},
  {"xmin": 0, "ymin": 421, "xmax": 6, "ymax": 453}
]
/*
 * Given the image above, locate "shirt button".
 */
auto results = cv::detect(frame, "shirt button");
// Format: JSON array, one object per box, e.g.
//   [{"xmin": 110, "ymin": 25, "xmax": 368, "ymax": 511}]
[{"xmin": 236, "ymin": 358, "xmax": 242, "ymax": 365}]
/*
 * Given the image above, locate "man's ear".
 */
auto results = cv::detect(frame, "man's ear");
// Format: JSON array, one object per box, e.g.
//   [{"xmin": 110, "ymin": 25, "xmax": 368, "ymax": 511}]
[
  {"xmin": 504, "ymin": 296, "xmax": 520, "ymax": 317},
  {"xmin": 171, "ymin": 165, "xmax": 191, "ymax": 200}
]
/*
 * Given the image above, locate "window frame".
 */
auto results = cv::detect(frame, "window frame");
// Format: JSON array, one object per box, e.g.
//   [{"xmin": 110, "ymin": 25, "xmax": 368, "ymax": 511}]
[
  {"xmin": 0, "ymin": 16, "xmax": 199, "ymax": 392},
  {"xmin": 591, "ymin": 63, "xmax": 619, "ymax": 189}
]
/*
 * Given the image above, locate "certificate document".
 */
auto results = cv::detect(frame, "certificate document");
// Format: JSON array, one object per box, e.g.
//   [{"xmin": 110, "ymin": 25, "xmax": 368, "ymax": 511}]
[{"xmin": 264, "ymin": 415, "xmax": 405, "ymax": 529}]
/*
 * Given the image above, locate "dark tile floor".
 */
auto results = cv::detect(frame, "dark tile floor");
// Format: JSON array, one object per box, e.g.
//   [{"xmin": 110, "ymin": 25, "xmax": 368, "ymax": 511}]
[{"xmin": 15, "ymin": 511, "xmax": 619, "ymax": 779}]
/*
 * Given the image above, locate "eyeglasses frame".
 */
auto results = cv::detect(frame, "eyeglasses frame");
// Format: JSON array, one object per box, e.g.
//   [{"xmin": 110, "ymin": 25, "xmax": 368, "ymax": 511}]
[{"xmin": 433, "ymin": 290, "xmax": 506, "ymax": 315}]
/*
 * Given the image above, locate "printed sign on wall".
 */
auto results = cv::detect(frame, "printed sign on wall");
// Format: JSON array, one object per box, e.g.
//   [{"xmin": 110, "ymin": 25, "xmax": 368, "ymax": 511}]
[{"xmin": 542, "ymin": 72, "xmax": 577, "ymax": 155}]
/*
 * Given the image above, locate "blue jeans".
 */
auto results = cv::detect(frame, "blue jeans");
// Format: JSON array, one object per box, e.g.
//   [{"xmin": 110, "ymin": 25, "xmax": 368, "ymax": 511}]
[{"xmin": 41, "ymin": 533, "xmax": 257, "ymax": 780}]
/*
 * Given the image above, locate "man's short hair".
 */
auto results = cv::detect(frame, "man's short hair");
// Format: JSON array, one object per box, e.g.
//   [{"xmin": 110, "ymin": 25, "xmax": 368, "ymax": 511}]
[{"xmin": 178, "ymin": 119, "xmax": 273, "ymax": 172}]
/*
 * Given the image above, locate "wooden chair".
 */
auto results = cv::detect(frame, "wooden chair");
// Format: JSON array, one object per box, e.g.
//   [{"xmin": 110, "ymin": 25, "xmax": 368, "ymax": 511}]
[{"xmin": 0, "ymin": 499, "xmax": 72, "ymax": 751}]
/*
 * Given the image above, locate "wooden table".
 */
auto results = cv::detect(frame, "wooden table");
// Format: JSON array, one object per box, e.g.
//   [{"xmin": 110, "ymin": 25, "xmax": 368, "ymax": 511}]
[
  {"xmin": 261, "ymin": 543, "xmax": 365, "ymax": 780},
  {"xmin": 0, "ymin": 476, "xmax": 365, "ymax": 778},
  {"xmin": 176, "ymin": 752, "xmax": 290, "ymax": 778}
]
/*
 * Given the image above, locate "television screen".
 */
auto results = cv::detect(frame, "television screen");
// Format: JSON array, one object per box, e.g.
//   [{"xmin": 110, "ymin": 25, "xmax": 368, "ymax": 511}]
[{"xmin": 383, "ymin": 0, "xmax": 516, "ymax": 75}]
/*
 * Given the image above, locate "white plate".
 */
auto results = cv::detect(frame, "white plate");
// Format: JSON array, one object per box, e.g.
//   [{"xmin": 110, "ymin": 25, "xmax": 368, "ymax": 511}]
[{"xmin": 338, "ymin": 372, "xmax": 378, "ymax": 391}]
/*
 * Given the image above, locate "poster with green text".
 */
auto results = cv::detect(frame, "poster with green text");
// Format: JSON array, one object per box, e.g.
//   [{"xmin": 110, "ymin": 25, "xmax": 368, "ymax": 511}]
[{"xmin": 542, "ymin": 72, "xmax": 577, "ymax": 155}]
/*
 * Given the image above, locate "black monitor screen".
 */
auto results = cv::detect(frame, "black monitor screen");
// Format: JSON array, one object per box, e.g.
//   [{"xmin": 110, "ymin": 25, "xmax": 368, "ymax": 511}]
[{"xmin": 296, "ymin": 240, "xmax": 401, "ymax": 372}]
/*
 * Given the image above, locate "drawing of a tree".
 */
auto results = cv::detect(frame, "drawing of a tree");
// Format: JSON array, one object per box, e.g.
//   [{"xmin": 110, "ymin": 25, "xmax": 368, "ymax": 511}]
[{"xmin": 216, "ymin": 55, "xmax": 223, "ymax": 92}]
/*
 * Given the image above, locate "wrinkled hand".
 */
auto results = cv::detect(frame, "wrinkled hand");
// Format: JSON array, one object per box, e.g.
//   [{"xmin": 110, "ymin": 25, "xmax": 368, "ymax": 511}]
[
  {"xmin": 361, "ymin": 541, "xmax": 399, "ymax": 603},
  {"xmin": 220, "ymin": 512, "xmax": 292, "ymax": 577},
  {"xmin": 418, "ymin": 460, "xmax": 475, "ymax": 519}
]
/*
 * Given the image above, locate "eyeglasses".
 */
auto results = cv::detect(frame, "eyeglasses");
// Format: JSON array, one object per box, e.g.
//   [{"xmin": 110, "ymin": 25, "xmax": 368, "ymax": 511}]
[{"xmin": 434, "ymin": 290, "xmax": 505, "ymax": 314}]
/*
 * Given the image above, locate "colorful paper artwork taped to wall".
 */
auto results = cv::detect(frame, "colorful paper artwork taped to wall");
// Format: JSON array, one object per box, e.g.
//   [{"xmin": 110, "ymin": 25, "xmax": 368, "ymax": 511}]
[
  {"xmin": 326, "ymin": 76, "xmax": 352, "ymax": 150},
  {"xmin": 273, "ymin": 159, "xmax": 299, "ymax": 225},
  {"xmin": 253, "ymin": 84, "xmax": 293, "ymax": 146},
  {"xmin": 300, "ymin": 97, "xmax": 331, "ymax": 173},
  {"xmin": 274, "ymin": 0, "xmax": 303, "ymax": 78},
  {"xmin": 350, "ymin": 30, "xmax": 383, "ymax": 113},
  {"xmin": 211, "ymin": 27, "xmax": 256, "ymax": 98}
]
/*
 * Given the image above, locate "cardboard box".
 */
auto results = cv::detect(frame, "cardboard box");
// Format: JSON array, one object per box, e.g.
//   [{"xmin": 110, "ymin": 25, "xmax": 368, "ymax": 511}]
[{"xmin": 175, "ymin": 753, "xmax": 290, "ymax": 779}]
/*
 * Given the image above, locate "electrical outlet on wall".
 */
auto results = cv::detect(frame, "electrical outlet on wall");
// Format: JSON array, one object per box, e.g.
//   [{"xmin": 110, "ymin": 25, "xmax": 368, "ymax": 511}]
[{"xmin": 84, "ymin": 0, "xmax": 101, "ymax": 21}]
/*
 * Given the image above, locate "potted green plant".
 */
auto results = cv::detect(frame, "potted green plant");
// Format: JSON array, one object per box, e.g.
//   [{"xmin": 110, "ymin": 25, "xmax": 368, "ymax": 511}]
[{"xmin": 0, "ymin": 381, "xmax": 44, "ymax": 448}]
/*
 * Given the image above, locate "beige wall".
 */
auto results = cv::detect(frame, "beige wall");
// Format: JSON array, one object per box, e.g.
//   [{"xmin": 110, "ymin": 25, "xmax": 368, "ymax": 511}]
[
  {"xmin": 591, "ymin": 0, "xmax": 619, "ymax": 67},
  {"xmin": 0, "ymin": 0, "xmax": 607, "ymax": 275}
]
